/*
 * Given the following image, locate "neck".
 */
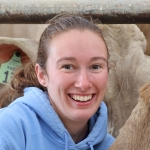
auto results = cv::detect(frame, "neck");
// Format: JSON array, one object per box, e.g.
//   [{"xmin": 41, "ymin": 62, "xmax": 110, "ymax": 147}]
[{"xmin": 63, "ymin": 120, "xmax": 88, "ymax": 143}]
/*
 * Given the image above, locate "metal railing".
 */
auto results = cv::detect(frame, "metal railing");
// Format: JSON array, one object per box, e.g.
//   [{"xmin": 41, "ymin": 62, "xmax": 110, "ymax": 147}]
[{"xmin": 0, "ymin": 0, "xmax": 150, "ymax": 24}]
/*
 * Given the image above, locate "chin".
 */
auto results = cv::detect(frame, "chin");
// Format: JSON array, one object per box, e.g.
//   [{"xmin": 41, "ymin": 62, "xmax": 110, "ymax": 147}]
[{"xmin": 72, "ymin": 111, "xmax": 94, "ymax": 121}]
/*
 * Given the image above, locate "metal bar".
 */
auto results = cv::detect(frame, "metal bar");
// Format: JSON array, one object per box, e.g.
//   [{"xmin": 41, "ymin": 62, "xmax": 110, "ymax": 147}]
[{"xmin": 0, "ymin": 0, "xmax": 150, "ymax": 24}]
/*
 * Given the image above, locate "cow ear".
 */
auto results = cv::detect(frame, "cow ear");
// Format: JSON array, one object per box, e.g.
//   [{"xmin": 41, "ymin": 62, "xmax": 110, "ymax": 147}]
[{"xmin": 35, "ymin": 63, "xmax": 47, "ymax": 87}]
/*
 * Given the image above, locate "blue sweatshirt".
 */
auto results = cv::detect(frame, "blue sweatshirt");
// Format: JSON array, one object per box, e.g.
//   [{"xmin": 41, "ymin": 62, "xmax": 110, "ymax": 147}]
[{"xmin": 0, "ymin": 87, "xmax": 114, "ymax": 150}]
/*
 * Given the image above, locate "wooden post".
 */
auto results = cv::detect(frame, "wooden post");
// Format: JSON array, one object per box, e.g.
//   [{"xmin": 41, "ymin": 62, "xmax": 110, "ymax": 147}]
[{"xmin": 0, "ymin": 0, "xmax": 150, "ymax": 23}]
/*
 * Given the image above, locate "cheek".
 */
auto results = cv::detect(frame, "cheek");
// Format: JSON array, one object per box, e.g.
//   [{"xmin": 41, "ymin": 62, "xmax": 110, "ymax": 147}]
[
  {"xmin": 48, "ymin": 72, "xmax": 73, "ymax": 90},
  {"xmin": 96, "ymin": 72, "xmax": 108, "ymax": 89}
]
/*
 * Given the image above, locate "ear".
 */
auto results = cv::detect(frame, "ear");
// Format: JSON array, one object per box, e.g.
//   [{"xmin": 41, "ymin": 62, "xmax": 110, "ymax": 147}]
[{"xmin": 35, "ymin": 63, "xmax": 48, "ymax": 87}]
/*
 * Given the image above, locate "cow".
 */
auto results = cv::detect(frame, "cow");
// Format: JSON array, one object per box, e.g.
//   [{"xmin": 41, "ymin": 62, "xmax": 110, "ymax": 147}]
[
  {"xmin": 98, "ymin": 24, "xmax": 150, "ymax": 137},
  {"xmin": 109, "ymin": 82, "xmax": 150, "ymax": 150}
]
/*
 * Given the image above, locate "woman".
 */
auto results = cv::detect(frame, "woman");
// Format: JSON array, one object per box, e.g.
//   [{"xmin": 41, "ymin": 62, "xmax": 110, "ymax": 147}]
[{"xmin": 0, "ymin": 15, "xmax": 115, "ymax": 150}]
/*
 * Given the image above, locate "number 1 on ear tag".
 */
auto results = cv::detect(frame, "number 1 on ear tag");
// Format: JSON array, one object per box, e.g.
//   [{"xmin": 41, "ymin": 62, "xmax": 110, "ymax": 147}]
[{"xmin": 0, "ymin": 51, "xmax": 22, "ymax": 84}]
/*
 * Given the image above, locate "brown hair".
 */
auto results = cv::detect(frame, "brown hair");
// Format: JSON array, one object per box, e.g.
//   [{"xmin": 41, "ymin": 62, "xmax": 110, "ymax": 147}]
[{"xmin": 0, "ymin": 14, "xmax": 106, "ymax": 108}]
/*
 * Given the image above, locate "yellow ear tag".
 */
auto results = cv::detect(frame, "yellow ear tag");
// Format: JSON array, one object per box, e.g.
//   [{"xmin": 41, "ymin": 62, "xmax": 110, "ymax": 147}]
[{"xmin": 0, "ymin": 51, "xmax": 22, "ymax": 84}]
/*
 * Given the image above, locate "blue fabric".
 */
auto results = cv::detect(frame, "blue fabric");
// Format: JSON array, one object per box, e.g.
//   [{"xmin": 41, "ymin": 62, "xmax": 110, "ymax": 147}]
[{"xmin": 0, "ymin": 87, "xmax": 115, "ymax": 150}]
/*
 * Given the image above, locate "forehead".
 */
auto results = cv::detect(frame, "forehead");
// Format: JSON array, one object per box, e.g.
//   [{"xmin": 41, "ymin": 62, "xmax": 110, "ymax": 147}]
[{"xmin": 49, "ymin": 29, "xmax": 107, "ymax": 59}]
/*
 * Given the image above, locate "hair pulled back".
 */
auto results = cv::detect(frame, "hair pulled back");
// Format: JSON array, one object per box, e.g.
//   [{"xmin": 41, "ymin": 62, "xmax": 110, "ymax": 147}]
[{"xmin": 0, "ymin": 14, "xmax": 103, "ymax": 108}]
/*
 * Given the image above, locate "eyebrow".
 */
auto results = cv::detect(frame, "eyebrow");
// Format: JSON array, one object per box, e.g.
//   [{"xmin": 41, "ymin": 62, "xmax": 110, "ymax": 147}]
[
  {"xmin": 90, "ymin": 56, "xmax": 107, "ymax": 62},
  {"xmin": 56, "ymin": 57, "xmax": 76, "ymax": 64},
  {"xmin": 56, "ymin": 56, "xmax": 107, "ymax": 64}
]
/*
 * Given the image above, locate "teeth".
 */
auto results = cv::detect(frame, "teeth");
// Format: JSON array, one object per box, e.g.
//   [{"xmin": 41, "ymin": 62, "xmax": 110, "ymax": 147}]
[{"xmin": 71, "ymin": 94, "xmax": 92, "ymax": 102}]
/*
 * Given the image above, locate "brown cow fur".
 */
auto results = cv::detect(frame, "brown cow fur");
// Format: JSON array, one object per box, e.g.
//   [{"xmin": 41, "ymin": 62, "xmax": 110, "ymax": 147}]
[{"xmin": 109, "ymin": 82, "xmax": 150, "ymax": 150}]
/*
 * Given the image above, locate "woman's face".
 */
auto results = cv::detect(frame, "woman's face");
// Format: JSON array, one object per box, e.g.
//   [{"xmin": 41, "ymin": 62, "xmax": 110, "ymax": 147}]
[{"xmin": 36, "ymin": 29, "xmax": 108, "ymax": 124}]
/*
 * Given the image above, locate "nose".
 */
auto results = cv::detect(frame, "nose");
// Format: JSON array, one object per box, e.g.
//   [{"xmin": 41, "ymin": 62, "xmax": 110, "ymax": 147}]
[{"xmin": 75, "ymin": 70, "xmax": 92, "ymax": 91}]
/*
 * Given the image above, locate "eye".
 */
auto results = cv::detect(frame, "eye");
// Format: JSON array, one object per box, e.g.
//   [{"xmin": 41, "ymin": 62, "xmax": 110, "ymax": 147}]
[
  {"xmin": 62, "ymin": 64, "xmax": 74, "ymax": 70},
  {"xmin": 90, "ymin": 65, "xmax": 101, "ymax": 70}
]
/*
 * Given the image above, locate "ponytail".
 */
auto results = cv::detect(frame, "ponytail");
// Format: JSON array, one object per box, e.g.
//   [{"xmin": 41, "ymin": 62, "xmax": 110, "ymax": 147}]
[{"xmin": 0, "ymin": 61, "xmax": 45, "ymax": 108}]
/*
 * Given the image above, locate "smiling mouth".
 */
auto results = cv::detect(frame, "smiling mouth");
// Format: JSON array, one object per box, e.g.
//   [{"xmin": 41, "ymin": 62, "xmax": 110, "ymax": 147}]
[{"xmin": 69, "ymin": 94, "xmax": 94, "ymax": 102}]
